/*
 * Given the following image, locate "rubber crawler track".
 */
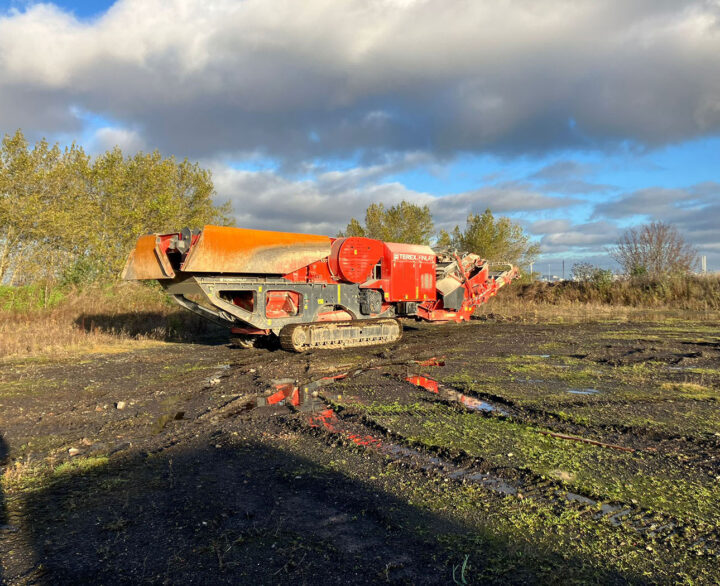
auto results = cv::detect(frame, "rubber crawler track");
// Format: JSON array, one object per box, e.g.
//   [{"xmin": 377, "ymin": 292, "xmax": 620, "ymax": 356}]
[{"xmin": 279, "ymin": 318, "xmax": 402, "ymax": 352}]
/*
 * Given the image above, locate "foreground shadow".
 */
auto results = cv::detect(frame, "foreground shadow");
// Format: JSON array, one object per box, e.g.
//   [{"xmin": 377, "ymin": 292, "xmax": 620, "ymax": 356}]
[
  {"xmin": 17, "ymin": 437, "xmax": 635, "ymax": 585},
  {"xmin": 0, "ymin": 434, "xmax": 7, "ymax": 585},
  {"xmin": 75, "ymin": 312, "xmax": 228, "ymax": 345}
]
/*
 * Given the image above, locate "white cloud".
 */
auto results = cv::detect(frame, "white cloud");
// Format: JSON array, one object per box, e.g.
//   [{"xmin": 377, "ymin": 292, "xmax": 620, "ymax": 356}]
[
  {"xmin": 1, "ymin": 1, "xmax": 720, "ymax": 160},
  {"xmin": 211, "ymin": 163, "xmax": 577, "ymax": 235},
  {"xmin": 540, "ymin": 221, "xmax": 621, "ymax": 252},
  {"xmin": 2, "ymin": 1, "xmax": 719, "ymax": 269},
  {"xmin": 89, "ymin": 126, "xmax": 146, "ymax": 154}
]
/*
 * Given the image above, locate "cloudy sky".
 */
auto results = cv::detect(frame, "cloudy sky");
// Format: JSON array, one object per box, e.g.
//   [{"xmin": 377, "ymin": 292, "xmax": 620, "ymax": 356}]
[{"xmin": 1, "ymin": 0, "xmax": 719, "ymax": 273}]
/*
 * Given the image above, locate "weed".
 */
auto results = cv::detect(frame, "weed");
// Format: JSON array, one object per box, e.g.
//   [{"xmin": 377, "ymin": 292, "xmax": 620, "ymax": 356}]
[{"xmin": 452, "ymin": 554, "xmax": 470, "ymax": 584}]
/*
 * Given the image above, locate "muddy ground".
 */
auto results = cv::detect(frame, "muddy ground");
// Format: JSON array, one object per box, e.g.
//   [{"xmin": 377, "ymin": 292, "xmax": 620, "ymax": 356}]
[{"xmin": 1, "ymin": 316, "xmax": 719, "ymax": 584}]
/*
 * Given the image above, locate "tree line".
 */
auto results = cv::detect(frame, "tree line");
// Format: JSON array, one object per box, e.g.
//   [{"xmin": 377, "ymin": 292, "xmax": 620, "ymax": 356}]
[
  {"xmin": 2, "ymin": 130, "xmax": 700, "ymax": 288},
  {"xmin": 340, "ymin": 202, "xmax": 540, "ymax": 266},
  {"xmin": 342, "ymin": 204, "xmax": 701, "ymax": 280},
  {"xmin": 0, "ymin": 130, "xmax": 230, "ymax": 285},
  {"xmin": 0, "ymin": 130, "xmax": 541, "ymax": 287}
]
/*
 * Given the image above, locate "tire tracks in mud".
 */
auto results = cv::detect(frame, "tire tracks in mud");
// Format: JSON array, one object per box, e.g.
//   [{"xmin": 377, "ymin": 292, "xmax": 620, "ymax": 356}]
[
  {"xmin": 196, "ymin": 354, "xmax": 719, "ymax": 483},
  {"xmin": 86, "ymin": 354, "xmax": 718, "ymax": 560},
  {"xmin": 229, "ymin": 357, "xmax": 720, "ymax": 559},
  {"xmin": 431, "ymin": 379, "xmax": 720, "ymax": 471},
  {"xmin": 294, "ymin": 352, "xmax": 720, "ymax": 469},
  {"xmin": 282, "ymin": 394, "xmax": 719, "ymax": 559}
]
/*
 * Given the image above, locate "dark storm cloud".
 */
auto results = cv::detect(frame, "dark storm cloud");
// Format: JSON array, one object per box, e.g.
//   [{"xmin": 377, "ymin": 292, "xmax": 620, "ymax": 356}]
[{"xmin": 2, "ymin": 0, "xmax": 720, "ymax": 160}]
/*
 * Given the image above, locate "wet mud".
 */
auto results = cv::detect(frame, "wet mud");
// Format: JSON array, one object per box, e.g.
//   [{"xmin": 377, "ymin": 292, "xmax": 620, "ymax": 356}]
[{"xmin": 1, "ymin": 318, "xmax": 719, "ymax": 583}]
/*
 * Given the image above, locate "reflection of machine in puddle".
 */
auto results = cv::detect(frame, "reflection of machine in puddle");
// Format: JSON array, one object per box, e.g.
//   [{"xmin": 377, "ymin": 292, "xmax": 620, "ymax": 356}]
[
  {"xmin": 406, "ymin": 375, "xmax": 439, "ymax": 393},
  {"xmin": 256, "ymin": 380, "xmax": 327, "ymax": 413},
  {"xmin": 405, "ymin": 375, "xmax": 511, "ymax": 415},
  {"xmin": 251, "ymin": 371, "xmax": 652, "ymax": 532}
]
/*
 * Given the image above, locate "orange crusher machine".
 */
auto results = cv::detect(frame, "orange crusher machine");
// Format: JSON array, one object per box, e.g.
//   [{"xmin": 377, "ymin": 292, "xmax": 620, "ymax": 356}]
[{"xmin": 123, "ymin": 225, "xmax": 517, "ymax": 351}]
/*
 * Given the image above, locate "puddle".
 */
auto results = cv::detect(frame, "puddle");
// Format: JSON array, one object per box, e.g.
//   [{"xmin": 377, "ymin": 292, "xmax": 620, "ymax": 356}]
[
  {"xmin": 256, "ymin": 381, "xmax": 332, "ymax": 414},
  {"xmin": 288, "ymin": 378, "xmax": 647, "ymax": 525},
  {"xmin": 406, "ymin": 374, "xmax": 511, "ymax": 415},
  {"xmin": 256, "ymin": 378, "xmax": 383, "ymax": 448},
  {"xmin": 406, "ymin": 375, "xmax": 439, "ymax": 393},
  {"xmin": 567, "ymin": 388, "xmax": 601, "ymax": 395},
  {"xmin": 308, "ymin": 407, "xmax": 339, "ymax": 431},
  {"xmin": 308, "ymin": 407, "xmax": 382, "ymax": 447},
  {"xmin": 515, "ymin": 378, "xmax": 545, "ymax": 384},
  {"xmin": 527, "ymin": 354, "xmax": 551, "ymax": 359},
  {"xmin": 456, "ymin": 394, "xmax": 510, "ymax": 415},
  {"xmin": 257, "ymin": 381, "xmax": 298, "ymax": 407},
  {"xmin": 382, "ymin": 445, "xmax": 519, "ymax": 494},
  {"xmin": 204, "ymin": 364, "xmax": 233, "ymax": 386},
  {"xmin": 565, "ymin": 492, "xmax": 595, "ymax": 506},
  {"xmin": 382, "ymin": 444, "xmax": 448, "ymax": 469},
  {"xmin": 464, "ymin": 472, "xmax": 518, "ymax": 495},
  {"xmin": 153, "ymin": 411, "xmax": 186, "ymax": 433}
]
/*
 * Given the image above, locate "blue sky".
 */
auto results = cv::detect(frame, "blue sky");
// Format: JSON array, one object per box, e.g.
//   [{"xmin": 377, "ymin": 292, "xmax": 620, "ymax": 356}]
[
  {"xmin": 1, "ymin": 0, "xmax": 719, "ymax": 273},
  {"xmin": 0, "ymin": 0, "xmax": 114, "ymax": 18}
]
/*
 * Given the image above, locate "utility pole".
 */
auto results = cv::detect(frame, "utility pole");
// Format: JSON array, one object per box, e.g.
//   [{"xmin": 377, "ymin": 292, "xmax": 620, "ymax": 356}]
[
  {"xmin": 702, "ymin": 255, "xmax": 707, "ymax": 274},
  {"xmin": 529, "ymin": 262, "xmax": 534, "ymax": 280},
  {"xmin": 562, "ymin": 260, "xmax": 565, "ymax": 281}
]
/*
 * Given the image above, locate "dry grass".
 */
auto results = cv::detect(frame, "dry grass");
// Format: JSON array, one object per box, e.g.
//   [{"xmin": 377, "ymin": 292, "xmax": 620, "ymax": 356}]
[
  {"xmin": 4, "ymin": 275, "xmax": 720, "ymax": 360},
  {"xmin": 476, "ymin": 291, "xmax": 720, "ymax": 323},
  {"xmin": 0, "ymin": 282, "xmax": 221, "ymax": 360},
  {"xmin": 473, "ymin": 274, "xmax": 720, "ymax": 323},
  {"xmin": 503, "ymin": 274, "xmax": 720, "ymax": 310}
]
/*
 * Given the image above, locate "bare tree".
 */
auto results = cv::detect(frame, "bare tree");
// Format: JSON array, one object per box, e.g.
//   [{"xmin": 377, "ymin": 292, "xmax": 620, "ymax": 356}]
[{"xmin": 609, "ymin": 221, "xmax": 698, "ymax": 277}]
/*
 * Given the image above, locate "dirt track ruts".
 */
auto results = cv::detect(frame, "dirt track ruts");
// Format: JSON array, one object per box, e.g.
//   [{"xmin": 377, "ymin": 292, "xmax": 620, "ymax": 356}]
[{"xmin": 1, "ymin": 317, "xmax": 719, "ymax": 583}]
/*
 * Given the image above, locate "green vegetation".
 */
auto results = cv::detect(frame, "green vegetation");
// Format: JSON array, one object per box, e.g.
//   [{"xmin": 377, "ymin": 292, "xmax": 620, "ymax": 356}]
[
  {"xmin": 340, "ymin": 200, "xmax": 435, "ymax": 245},
  {"xmin": 0, "ymin": 129, "xmax": 231, "ymax": 285},
  {"xmin": 359, "ymin": 402, "xmax": 720, "ymax": 521},
  {"xmin": 340, "ymin": 202, "xmax": 539, "ymax": 268},
  {"xmin": 53, "ymin": 456, "xmax": 109, "ymax": 477},
  {"xmin": 447, "ymin": 208, "xmax": 540, "ymax": 266},
  {"xmin": 2, "ymin": 318, "xmax": 719, "ymax": 582},
  {"xmin": 571, "ymin": 262, "xmax": 614, "ymax": 289},
  {"xmin": 0, "ymin": 283, "xmax": 66, "ymax": 311}
]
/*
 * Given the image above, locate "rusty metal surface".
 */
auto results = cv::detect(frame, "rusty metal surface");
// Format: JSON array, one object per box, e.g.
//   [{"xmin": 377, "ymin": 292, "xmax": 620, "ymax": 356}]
[
  {"xmin": 121, "ymin": 235, "xmax": 175, "ymax": 280},
  {"xmin": 181, "ymin": 225, "xmax": 331, "ymax": 275}
]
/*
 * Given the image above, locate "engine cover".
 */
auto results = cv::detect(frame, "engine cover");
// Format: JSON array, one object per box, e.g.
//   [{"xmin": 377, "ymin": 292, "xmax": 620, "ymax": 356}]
[{"xmin": 328, "ymin": 237, "xmax": 384, "ymax": 283}]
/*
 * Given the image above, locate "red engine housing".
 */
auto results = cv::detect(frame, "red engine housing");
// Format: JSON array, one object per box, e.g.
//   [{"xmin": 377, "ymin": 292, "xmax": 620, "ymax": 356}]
[
  {"xmin": 361, "ymin": 242, "xmax": 436, "ymax": 302},
  {"xmin": 328, "ymin": 237, "xmax": 384, "ymax": 283}
]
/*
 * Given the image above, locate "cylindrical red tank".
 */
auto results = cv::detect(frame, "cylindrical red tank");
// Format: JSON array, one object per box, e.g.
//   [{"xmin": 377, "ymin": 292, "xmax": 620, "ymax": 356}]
[{"xmin": 328, "ymin": 237, "xmax": 384, "ymax": 283}]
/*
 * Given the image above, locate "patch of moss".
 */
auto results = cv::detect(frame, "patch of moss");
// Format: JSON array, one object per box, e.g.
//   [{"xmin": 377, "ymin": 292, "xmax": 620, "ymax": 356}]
[
  {"xmin": 53, "ymin": 456, "xmax": 109, "ymax": 477},
  {"xmin": 342, "ymin": 398, "xmax": 720, "ymax": 524}
]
